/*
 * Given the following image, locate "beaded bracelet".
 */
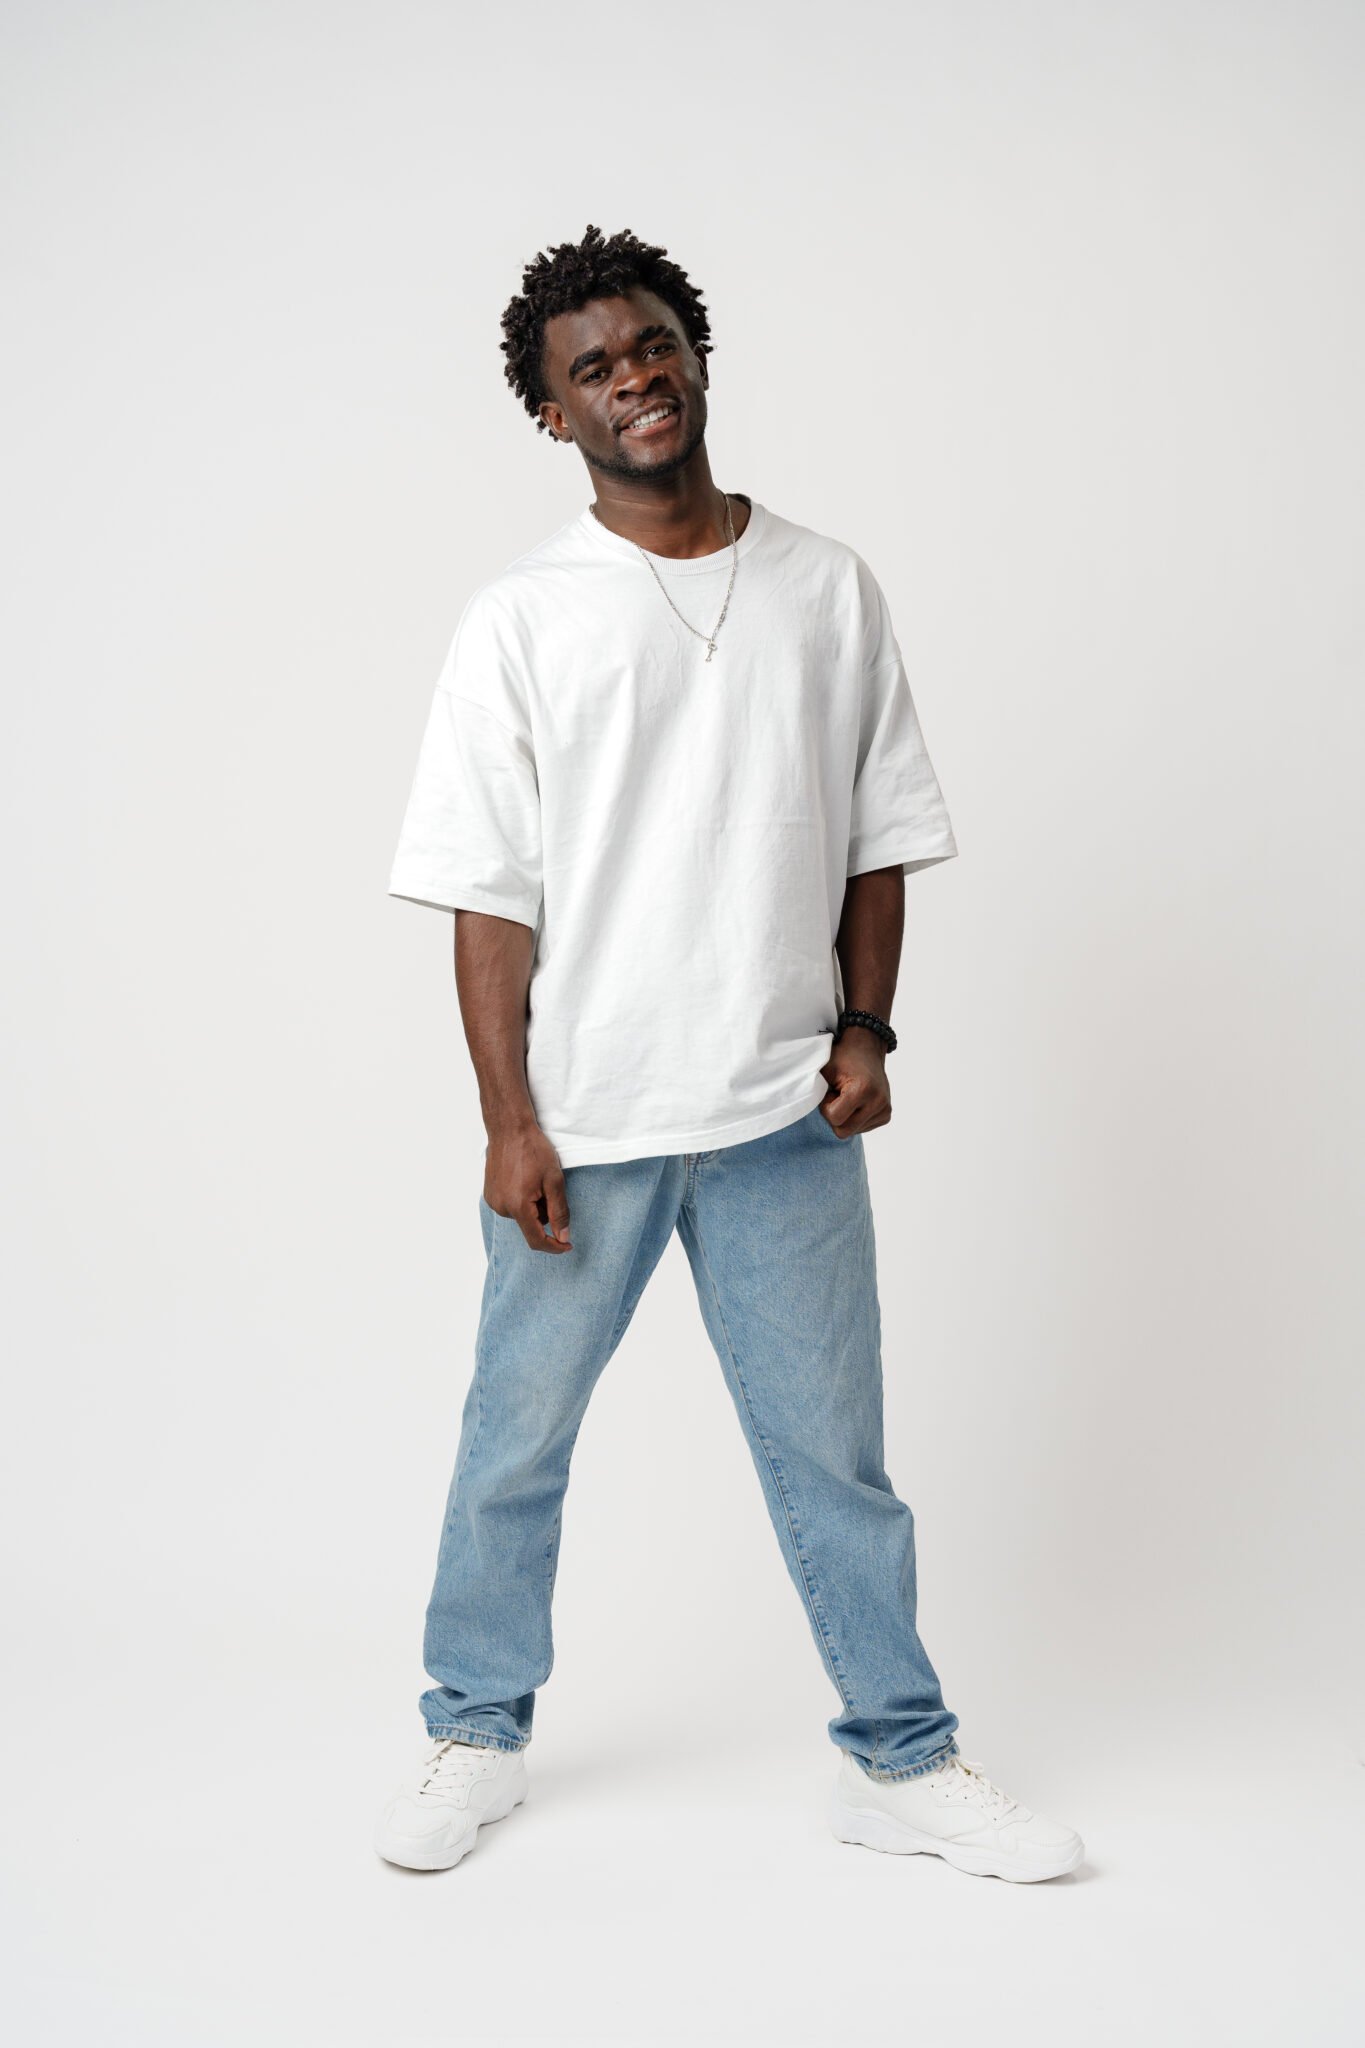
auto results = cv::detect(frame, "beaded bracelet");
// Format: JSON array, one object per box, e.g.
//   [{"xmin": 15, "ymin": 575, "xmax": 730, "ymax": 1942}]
[{"xmin": 834, "ymin": 1008, "xmax": 898, "ymax": 1054}]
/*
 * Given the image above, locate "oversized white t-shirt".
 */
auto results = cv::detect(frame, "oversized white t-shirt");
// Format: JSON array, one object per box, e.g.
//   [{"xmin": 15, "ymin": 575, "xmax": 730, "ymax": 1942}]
[{"xmin": 388, "ymin": 496, "xmax": 958, "ymax": 1166}]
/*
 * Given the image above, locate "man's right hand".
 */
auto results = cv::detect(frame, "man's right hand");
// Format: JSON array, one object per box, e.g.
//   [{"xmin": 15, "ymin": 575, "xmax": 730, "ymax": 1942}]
[{"xmin": 483, "ymin": 1122, "xmax": 573, "ymax": 1253}]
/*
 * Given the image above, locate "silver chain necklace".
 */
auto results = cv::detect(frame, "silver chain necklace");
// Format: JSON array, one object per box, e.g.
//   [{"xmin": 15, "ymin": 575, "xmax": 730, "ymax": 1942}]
[{"xmin": 591, "ymin": 492, "xmax": 738, "ymax": 662}]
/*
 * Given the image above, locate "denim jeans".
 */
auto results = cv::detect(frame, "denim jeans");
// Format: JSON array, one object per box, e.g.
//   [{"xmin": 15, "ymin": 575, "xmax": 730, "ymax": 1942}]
[{"xmin": 420, "ymin": 1102, "xmax": 961, "ymax": 1782}]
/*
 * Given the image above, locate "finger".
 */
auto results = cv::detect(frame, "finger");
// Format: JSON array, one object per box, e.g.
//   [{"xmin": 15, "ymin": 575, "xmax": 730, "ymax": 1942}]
[
  {"xmin": 823, "ymin": 1094, "xmax": 859, "ymax": 1138},
  {"xmin": 835, "ymin": 1101, "xmax": 886, "ymax": 1138},
  {"xmin": 543, "ymin": 1171, "xmax": 572, "ymax": 1247},
  {"xmin": 516, "ymin": 1198, "xmax": 569, "ymax": 1253}
]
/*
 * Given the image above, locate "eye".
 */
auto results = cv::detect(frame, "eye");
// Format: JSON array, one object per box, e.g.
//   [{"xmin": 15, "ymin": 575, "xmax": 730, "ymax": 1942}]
[{"xmin": 582, "ymin": 341, "xmax": 673, "ymax": 385}]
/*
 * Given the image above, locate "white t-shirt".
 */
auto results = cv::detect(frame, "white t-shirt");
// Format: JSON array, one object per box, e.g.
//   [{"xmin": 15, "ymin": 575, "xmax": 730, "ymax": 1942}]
[{"xmin": 388, "ymin": 496, "xmax": 958, "ymax": 1166}]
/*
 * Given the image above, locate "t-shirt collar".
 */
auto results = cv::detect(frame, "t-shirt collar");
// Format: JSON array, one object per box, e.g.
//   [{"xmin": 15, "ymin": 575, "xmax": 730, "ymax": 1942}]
[{"xmin": 579, "ymin": 496, "xmax": 767, "ymax": 576}]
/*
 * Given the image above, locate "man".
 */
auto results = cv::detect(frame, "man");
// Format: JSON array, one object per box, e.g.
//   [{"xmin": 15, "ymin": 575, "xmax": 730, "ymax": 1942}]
[{"xmin": 376, "ymin": 224, "xmax": 1083, "ymax": 1883}]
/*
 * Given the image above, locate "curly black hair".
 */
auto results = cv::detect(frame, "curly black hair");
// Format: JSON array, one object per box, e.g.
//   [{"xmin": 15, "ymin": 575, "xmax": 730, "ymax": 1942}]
[{"xmin": 500, "ymin": 223, "xmax": 713, "ymax": 434}]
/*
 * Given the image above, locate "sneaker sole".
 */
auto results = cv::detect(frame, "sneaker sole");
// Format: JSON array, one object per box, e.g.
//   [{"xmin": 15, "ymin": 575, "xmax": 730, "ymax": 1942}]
[
  {"xmin": 829, "ymin": 1792, "xmax": 1083, "ymax": 1883},
  {"xmin": 375, "ymin": 1777, "xmax": 529, "ymax": 1872}
]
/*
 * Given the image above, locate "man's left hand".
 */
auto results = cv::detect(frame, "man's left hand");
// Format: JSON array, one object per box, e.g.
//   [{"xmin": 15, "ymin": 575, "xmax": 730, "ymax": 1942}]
[{"xmin": 819, "ymin": 1031, "xmax": 892, "ymax": 1137}]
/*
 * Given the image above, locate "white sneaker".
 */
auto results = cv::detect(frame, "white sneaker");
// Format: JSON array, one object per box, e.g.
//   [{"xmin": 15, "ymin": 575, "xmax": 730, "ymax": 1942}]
[
  {"xmin": 374, "ymin": 1737, "xmax": 529, "ymax": 1871},
  {"xmin": 830, "ymin": 1749, "xmax": 1084, "ymax": 1882}
]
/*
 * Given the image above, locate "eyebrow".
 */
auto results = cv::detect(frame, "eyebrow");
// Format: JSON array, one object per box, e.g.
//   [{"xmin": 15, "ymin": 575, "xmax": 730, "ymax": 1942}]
[{"xmin": 566, "ymin": 323, "xmax": 676, "ymax": 382}]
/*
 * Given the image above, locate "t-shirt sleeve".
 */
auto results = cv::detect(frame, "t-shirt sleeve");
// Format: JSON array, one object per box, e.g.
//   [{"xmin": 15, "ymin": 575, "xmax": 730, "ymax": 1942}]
[
  {"xmin": 847, "ymin": 565, "xmax": 959, "ymax": 879},
  {"xmin": 387, "ymin": 589, "xmax": 543, "ymax": 929}
]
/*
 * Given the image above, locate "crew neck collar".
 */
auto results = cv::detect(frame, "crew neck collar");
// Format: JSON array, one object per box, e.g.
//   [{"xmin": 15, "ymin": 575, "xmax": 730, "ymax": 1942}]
[{"xmin": 579, "ymin": 495, "xmax": 766, "ymax": 576}]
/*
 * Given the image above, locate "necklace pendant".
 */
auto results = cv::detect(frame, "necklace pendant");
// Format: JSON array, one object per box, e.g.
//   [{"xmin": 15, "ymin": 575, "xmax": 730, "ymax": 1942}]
[{"xmin": 705, "ymin": 640, "xmax": 716, "ymax": 663}]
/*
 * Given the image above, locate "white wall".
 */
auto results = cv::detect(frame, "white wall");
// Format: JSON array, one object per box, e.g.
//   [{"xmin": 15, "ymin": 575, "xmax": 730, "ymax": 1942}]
[{"xmin": 4, "ymin": 3, "xmax": 1361, "ymax": 2042}]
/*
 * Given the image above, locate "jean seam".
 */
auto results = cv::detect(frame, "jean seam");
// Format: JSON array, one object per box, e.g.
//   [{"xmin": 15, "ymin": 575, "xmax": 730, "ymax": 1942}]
[
  {"xmin": 606, "ymin": 1306, "xmax": 633, "ymax": 1355},
  {"xmin": 686, "ymin": 1200, "xmax": 858, "ymax": 1722},
  {"xmin": 854, "ymin": 1735, "xmax": 960, "ymax": 1782},
  {"xmin": 423, "ymin": 1723, "xmax": 528, "ymax": 1754},
  {"xmin": 546, "ymin": 1501, "xmax": 563, "ymax": 1602},
  {"xmin": 450, "ymin": 1207, "xmax": 496, "ymax": 1498}
]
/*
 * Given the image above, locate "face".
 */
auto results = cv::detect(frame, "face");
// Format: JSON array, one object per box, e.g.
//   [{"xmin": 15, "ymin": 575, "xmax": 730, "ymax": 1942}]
[{"xmin": 537, "ymin": 286, "xmax": 709, "ymax": 483}]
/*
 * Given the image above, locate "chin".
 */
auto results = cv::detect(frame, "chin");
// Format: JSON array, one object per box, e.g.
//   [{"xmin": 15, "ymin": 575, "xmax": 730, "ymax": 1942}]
[{"xmin": 606, "ymin": 421, "xmax": 707, "ymax": 483}]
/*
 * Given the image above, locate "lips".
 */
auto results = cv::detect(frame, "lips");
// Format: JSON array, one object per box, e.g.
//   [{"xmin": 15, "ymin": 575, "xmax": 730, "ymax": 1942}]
[{"xmin": 619, "ymin": 397, "xmax": 681, "ymax": 435}]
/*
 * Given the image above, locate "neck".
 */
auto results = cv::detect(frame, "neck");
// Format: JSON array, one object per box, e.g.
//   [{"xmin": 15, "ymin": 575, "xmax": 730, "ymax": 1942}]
[{"xmin": 588, "ymin": 455, "xmax": 750, "ymax": 559}]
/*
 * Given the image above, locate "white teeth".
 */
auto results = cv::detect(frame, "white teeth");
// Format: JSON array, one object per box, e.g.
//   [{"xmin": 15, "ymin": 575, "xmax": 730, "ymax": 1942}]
[{"xmin": 628, "ymin": 404, "xmax": 675, "ymax": 431}]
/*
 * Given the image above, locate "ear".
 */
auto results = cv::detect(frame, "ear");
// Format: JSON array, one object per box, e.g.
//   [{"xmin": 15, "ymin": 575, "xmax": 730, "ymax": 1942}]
[{"xmin": 539, "ymin": 404, "xmax": 566, "ymax": 442}]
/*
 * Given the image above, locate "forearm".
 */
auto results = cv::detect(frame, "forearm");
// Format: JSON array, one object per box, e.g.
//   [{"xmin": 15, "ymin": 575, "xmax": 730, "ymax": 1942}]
[
  {"xmin": 453, "ymin": 908, "xmax": 539, "ymax": 1138},
  {"xmin": 834, "ymin": 865, "xmax": 905, "ymax": 1036}
]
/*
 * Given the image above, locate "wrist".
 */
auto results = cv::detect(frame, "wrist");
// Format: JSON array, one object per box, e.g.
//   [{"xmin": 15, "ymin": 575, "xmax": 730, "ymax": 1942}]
[
  {"xmin": 834, "ymin": 1007, "xmax": 898, "ymax": 1055},
  {"xmin": 480, "ymin": 1090, "xmax": 540, "ymax": 1140},
  {"xmin": 838, "ymin": 1024, "xmax": 887, "ymax": 1057}
]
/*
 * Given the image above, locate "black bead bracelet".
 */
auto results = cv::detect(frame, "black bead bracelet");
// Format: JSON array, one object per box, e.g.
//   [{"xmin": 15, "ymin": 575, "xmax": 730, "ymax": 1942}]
[{"xmin": 834, "ymin": 1008, "xmax": 898, "ymax": 1054}]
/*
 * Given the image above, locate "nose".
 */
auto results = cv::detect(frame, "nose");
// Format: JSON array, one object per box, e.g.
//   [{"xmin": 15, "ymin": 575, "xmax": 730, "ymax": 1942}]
[{"xmin": 614, "ymin": 355, "xmax": 662, "ymax": 403}]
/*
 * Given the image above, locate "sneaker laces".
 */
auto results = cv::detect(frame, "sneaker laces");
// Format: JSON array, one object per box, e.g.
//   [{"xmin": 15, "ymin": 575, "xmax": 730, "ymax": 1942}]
[
  {"xmin": 414, "ymin": 1739, "xmax": 490, "ymax": 1802},
  {"xmin": 935, "ymin": 1754, "xmax": 1018, "ymax": 1821}
]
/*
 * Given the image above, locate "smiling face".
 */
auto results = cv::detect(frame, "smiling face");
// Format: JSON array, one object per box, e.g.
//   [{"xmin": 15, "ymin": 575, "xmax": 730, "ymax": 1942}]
[{"xmin": 537, "ymin": 285, "xmax": 710, "ymax": 483}]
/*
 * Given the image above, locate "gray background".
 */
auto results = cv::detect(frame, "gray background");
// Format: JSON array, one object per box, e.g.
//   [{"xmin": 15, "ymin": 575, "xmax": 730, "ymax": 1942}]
[{"xmin": 3, "ymin": 2, "xmax": 1361, "ymax": 2042}]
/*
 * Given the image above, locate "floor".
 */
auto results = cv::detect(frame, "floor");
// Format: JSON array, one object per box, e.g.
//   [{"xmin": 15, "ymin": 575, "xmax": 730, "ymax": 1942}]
[{"xmin": 9, "ymin": 1638, "xmax": 1361, "ymax": 2047}]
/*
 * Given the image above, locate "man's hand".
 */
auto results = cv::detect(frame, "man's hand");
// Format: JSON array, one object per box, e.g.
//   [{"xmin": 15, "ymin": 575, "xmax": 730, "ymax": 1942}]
[
  {"xmin": 819, "ymin": 1028, "xmax": 892, "ymax": 1137},
  {"xmin": 483, "ymin": 1120, "xmax": 573, "ymax": 1252}
]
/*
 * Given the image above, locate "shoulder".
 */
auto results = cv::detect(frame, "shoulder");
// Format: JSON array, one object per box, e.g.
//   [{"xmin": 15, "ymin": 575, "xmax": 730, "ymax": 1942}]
[
  {"xmin": 760, "ymin": 506, "xmax": 888, "ymax": 638},
  {"xmin": 759, "ymin": 504, "xmax": 880, "ymax": 591},
  {"xmin": 477, "ymin": 514, "xmax": 592, "ymax": 615},
  {"xmin": 761, "ymin": 508, "xmax": 907, "ymax": 679},
  {"xmin": 443, "ymin": 516, "xmax": 584, "ymax": 670},
  {"xmin": 760, "ymin": 503, "xmax": 853, "ymax": 562}
]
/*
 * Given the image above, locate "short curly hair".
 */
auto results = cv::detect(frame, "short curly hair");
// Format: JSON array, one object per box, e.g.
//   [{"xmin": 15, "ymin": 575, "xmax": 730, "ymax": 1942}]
[{"xmin": 500, "ymin": 222, "xmax": 713, "ymax": 434}]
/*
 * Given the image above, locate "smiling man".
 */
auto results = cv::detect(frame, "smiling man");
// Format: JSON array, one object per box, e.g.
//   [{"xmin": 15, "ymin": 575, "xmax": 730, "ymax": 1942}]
[{"xmin": 377, "ymin": 224, "xmax": 1084, "ymax": 1882}]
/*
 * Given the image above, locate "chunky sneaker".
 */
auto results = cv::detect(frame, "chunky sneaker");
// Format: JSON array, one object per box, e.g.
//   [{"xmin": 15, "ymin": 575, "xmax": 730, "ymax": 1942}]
[
  {"xmin": 374, "ymin": 1738, "xmax": 529, "ymax": 1871},
  {"xmin": 830, "ymin": 1749, "xmax": 1084, "ymax": 1882}
]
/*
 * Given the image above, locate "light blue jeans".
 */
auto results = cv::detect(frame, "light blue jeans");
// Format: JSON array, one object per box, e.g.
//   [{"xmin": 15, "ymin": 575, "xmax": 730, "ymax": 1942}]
[{"xmin": 420, "ymin": 1102, "xmax": 961, "ymax": 1782}]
